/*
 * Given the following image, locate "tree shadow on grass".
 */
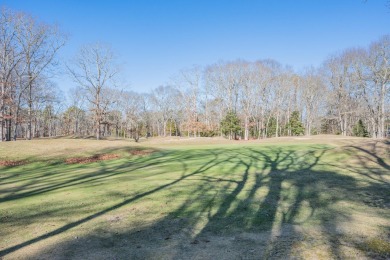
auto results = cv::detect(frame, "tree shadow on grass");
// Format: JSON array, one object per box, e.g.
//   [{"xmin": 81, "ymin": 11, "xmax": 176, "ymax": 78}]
[
  {"xmin": 0, "ymin": 148, "xmax": 234, "ymax": 256},
  {"xmin": 1, "ymin": 144, "xmax": 389, "ymax": 259},
  {"xmin": 0, "ymin": 147, "xmax": 187, "ymax": 202}
]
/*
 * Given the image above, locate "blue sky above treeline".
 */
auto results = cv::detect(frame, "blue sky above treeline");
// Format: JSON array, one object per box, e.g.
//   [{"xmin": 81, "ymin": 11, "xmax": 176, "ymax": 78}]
[{"xmin": 2, "ymin": 0, "xmax": 389, "ymax": 92}]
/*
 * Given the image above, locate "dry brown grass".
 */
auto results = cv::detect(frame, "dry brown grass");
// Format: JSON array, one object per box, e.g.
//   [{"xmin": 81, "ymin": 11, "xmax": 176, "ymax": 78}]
[
  {"xmin": 0, "ymin": 134, "xmax": 378, "ymax": 160},
  {"xmin": 140, "ymin": 134, "xmax": 381, "ymax": 148},
  {"xmin": 0, "ymin": 138, "xmax": 140, "ymax": 161},
  {"xmin": 0, "ymin": 160, "xmax": 26, "ymax": 167},
  {"xmin": 65, "ymin": 154, "xmax": 120, "ymax": 164}
]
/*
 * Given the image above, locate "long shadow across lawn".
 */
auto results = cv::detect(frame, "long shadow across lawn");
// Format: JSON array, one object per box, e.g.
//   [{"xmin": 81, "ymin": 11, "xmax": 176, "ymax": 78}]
[
  {"xmin": 0, "ymin": 148, "xmax": 235, "ymax": 256},
  {"xmin": 0, "ymin": 148, "xmax": 196, "ymax": 202},
  {"xmin": 1, "ymin": 143, "xmax": 389, "ymax": 259}
]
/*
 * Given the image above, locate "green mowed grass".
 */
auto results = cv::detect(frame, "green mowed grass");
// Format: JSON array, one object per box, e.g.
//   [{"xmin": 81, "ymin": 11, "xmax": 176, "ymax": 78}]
[{"xmin": 0, "ymin": 138, "xmax": 389, "ymax": 259}]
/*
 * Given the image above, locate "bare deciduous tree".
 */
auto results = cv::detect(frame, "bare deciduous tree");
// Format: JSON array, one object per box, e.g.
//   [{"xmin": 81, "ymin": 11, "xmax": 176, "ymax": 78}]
[
  {"xmin": 367, "ymin": 36, "xmax": 390, "ymax": 138},
  {"xmin": 301, "ymin": 68, "xmax": 324, "ymax": 136},
  {"xmin": 68, "ymin": 44, "xmax": 119, "ymax": 140},
  {"xmin": 0, "ymin": 8, "xmax": 22, "ymax": 141},
  {"xmin": 15, "ymin": 12, "xmax": 65, "ymax": 140}
]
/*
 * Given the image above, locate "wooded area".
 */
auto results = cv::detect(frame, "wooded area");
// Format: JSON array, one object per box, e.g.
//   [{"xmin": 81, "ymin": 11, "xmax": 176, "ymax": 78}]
[{"xmin": 0, "ymin": 7, "xmax": 389, "ymax": 141}]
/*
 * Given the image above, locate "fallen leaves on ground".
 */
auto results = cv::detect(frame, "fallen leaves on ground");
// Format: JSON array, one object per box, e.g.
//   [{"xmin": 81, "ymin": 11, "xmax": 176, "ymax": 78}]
[
  {"xmin": 65, "ymin": 154, "xmax": 120, "ymax": 164},
  {"xmin": 0, "ymin": 160, "xmax": 26, "ymax": 167},
  {"xmin": 129, "ymin": 149, "xmax": 155, "ymax": 156}
]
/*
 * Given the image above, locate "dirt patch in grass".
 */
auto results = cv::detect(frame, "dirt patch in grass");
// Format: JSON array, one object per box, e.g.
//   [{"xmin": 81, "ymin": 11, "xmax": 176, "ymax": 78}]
[
  {"xmin": 129, "ymin": 149, "xmax": 156, "ymax": 156},
  {"xmin": 0, "ymin": 160, "xmax": 26, "ymax": 167},
  {"xmin": 65, "ymin": 154, "xmax": 120, "ymax": 164}
]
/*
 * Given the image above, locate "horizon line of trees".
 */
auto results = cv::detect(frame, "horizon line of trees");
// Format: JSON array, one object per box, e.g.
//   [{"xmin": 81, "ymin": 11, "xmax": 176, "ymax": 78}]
[{"xmin": 0, "ymin": 7, "xmax": 389, "ymax": 142}]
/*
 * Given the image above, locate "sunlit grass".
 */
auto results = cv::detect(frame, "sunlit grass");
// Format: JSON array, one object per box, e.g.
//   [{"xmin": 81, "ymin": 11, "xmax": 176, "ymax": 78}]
[{"xmin": 0, "ymin": 137, "xmax": 389, "ymax": 259}]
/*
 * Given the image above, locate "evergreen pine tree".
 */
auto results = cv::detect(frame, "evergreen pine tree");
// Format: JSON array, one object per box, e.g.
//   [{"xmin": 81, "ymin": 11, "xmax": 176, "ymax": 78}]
[
  {"xmin": 288, "ymin": 111, "xmax": 305, "ymax": 136},
  {"xmin": 352, "ymin": 119, "xmax": 369, "ymax": 137},
  {"xmin": 221, "ymin": 111, "xmax": 241, "ymax": 139}
]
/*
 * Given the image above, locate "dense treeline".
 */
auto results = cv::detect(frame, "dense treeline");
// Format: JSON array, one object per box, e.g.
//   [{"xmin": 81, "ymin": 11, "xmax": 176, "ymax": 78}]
[{"xmin": 0, "ymin": 7, "xmax": 389, "ymax": 141}]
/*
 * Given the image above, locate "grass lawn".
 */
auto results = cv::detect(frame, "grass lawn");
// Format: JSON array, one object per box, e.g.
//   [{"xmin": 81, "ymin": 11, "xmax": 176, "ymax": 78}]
[{"xmin": 0, "ymin": 136, "xmax": 389, "ymax": 259}]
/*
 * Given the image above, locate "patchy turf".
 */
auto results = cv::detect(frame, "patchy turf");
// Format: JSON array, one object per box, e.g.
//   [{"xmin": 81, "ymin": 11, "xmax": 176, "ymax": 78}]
[
  {"xmin": 0, "ymin": 136, "xmax": 389, "ymax": 259},
  {"xmin": 65, "ymin": 154, "xmax": 120, "ymax": 164},
  {"xmin": 128, "ymin": 148, "xmax": 156, "ymax": 156},
  {"xmin": 0, "ymin": 160, "xmax": 26, "ymax": 167}
]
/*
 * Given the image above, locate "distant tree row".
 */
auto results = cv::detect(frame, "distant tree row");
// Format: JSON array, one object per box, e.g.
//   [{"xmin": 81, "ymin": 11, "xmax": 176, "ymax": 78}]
[{"xmin": 0, "ymin": 7, "xmax": 389, "ymax": 141}]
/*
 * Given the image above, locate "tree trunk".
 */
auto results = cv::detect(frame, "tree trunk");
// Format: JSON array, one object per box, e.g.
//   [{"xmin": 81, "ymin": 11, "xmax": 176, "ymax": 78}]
[
  {"xmin": 379, "ymin": 83, "xmax": 385, "ymax": 138},
  {"xmin": 343, "ymin": 116, "xmax": 348, "ymax": 136},
  {"xmin": 306, "ymin": 122, "xmax": 311, "ymax": 136},
  {"xmin": 13, "ymin": 106, "xmax": 21, "ymax": 141},
  {"xmin": 27, "ymin": 85, "xmax": 32, "ymax": 140},
  {"xmin": 0, "ymin": 80, "xmax": 5, "ymax": 142},
  {"xmin": 244, "ymin": 116, "xmax": 249, "ymax": 141},
  {"xmin": 0, "ymin": 118, "xmax": 3, "ymax": 142},
  {"xmin": 6, "ymin": 114, "xmax": 11, "ymax": 141},
  {"xmin": 306, "ymin": 111, "xmax": 311, "ymax": 136},
  {"xmin": 96, "ymin": 122, "xmax": 100, "ymax": 140}
]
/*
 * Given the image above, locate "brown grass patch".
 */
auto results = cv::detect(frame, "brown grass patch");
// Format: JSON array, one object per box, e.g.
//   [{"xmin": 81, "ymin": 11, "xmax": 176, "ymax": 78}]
[
  {"xmin": 129, "ymin": 149, "xmax": 155, "ymax": 156},
  {"xmin": 0, "ymin": 160, "xmax": 26, "ymax": 167},
  {"xmin": 65, "ymin": 154, "xmax": 120, "ymax": 164}
]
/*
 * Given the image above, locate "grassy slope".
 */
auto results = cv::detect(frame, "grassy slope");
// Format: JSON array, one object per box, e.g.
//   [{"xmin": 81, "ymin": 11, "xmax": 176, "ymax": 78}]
[{"xmin": 0, "ymin": 136, "xmax": 389, "ymax": 259}]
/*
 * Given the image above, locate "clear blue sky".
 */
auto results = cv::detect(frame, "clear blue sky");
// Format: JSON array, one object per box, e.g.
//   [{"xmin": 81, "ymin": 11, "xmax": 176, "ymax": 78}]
[{"xmin": 1, "ymin": 0, "xmax": 389, "ymax": 93}]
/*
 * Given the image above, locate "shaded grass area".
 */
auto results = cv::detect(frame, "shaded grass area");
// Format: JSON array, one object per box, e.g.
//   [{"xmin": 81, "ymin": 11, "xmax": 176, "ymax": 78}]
[{"xmin": 0, "ymin": 139, "xmax": 389, "ymax": 259}]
